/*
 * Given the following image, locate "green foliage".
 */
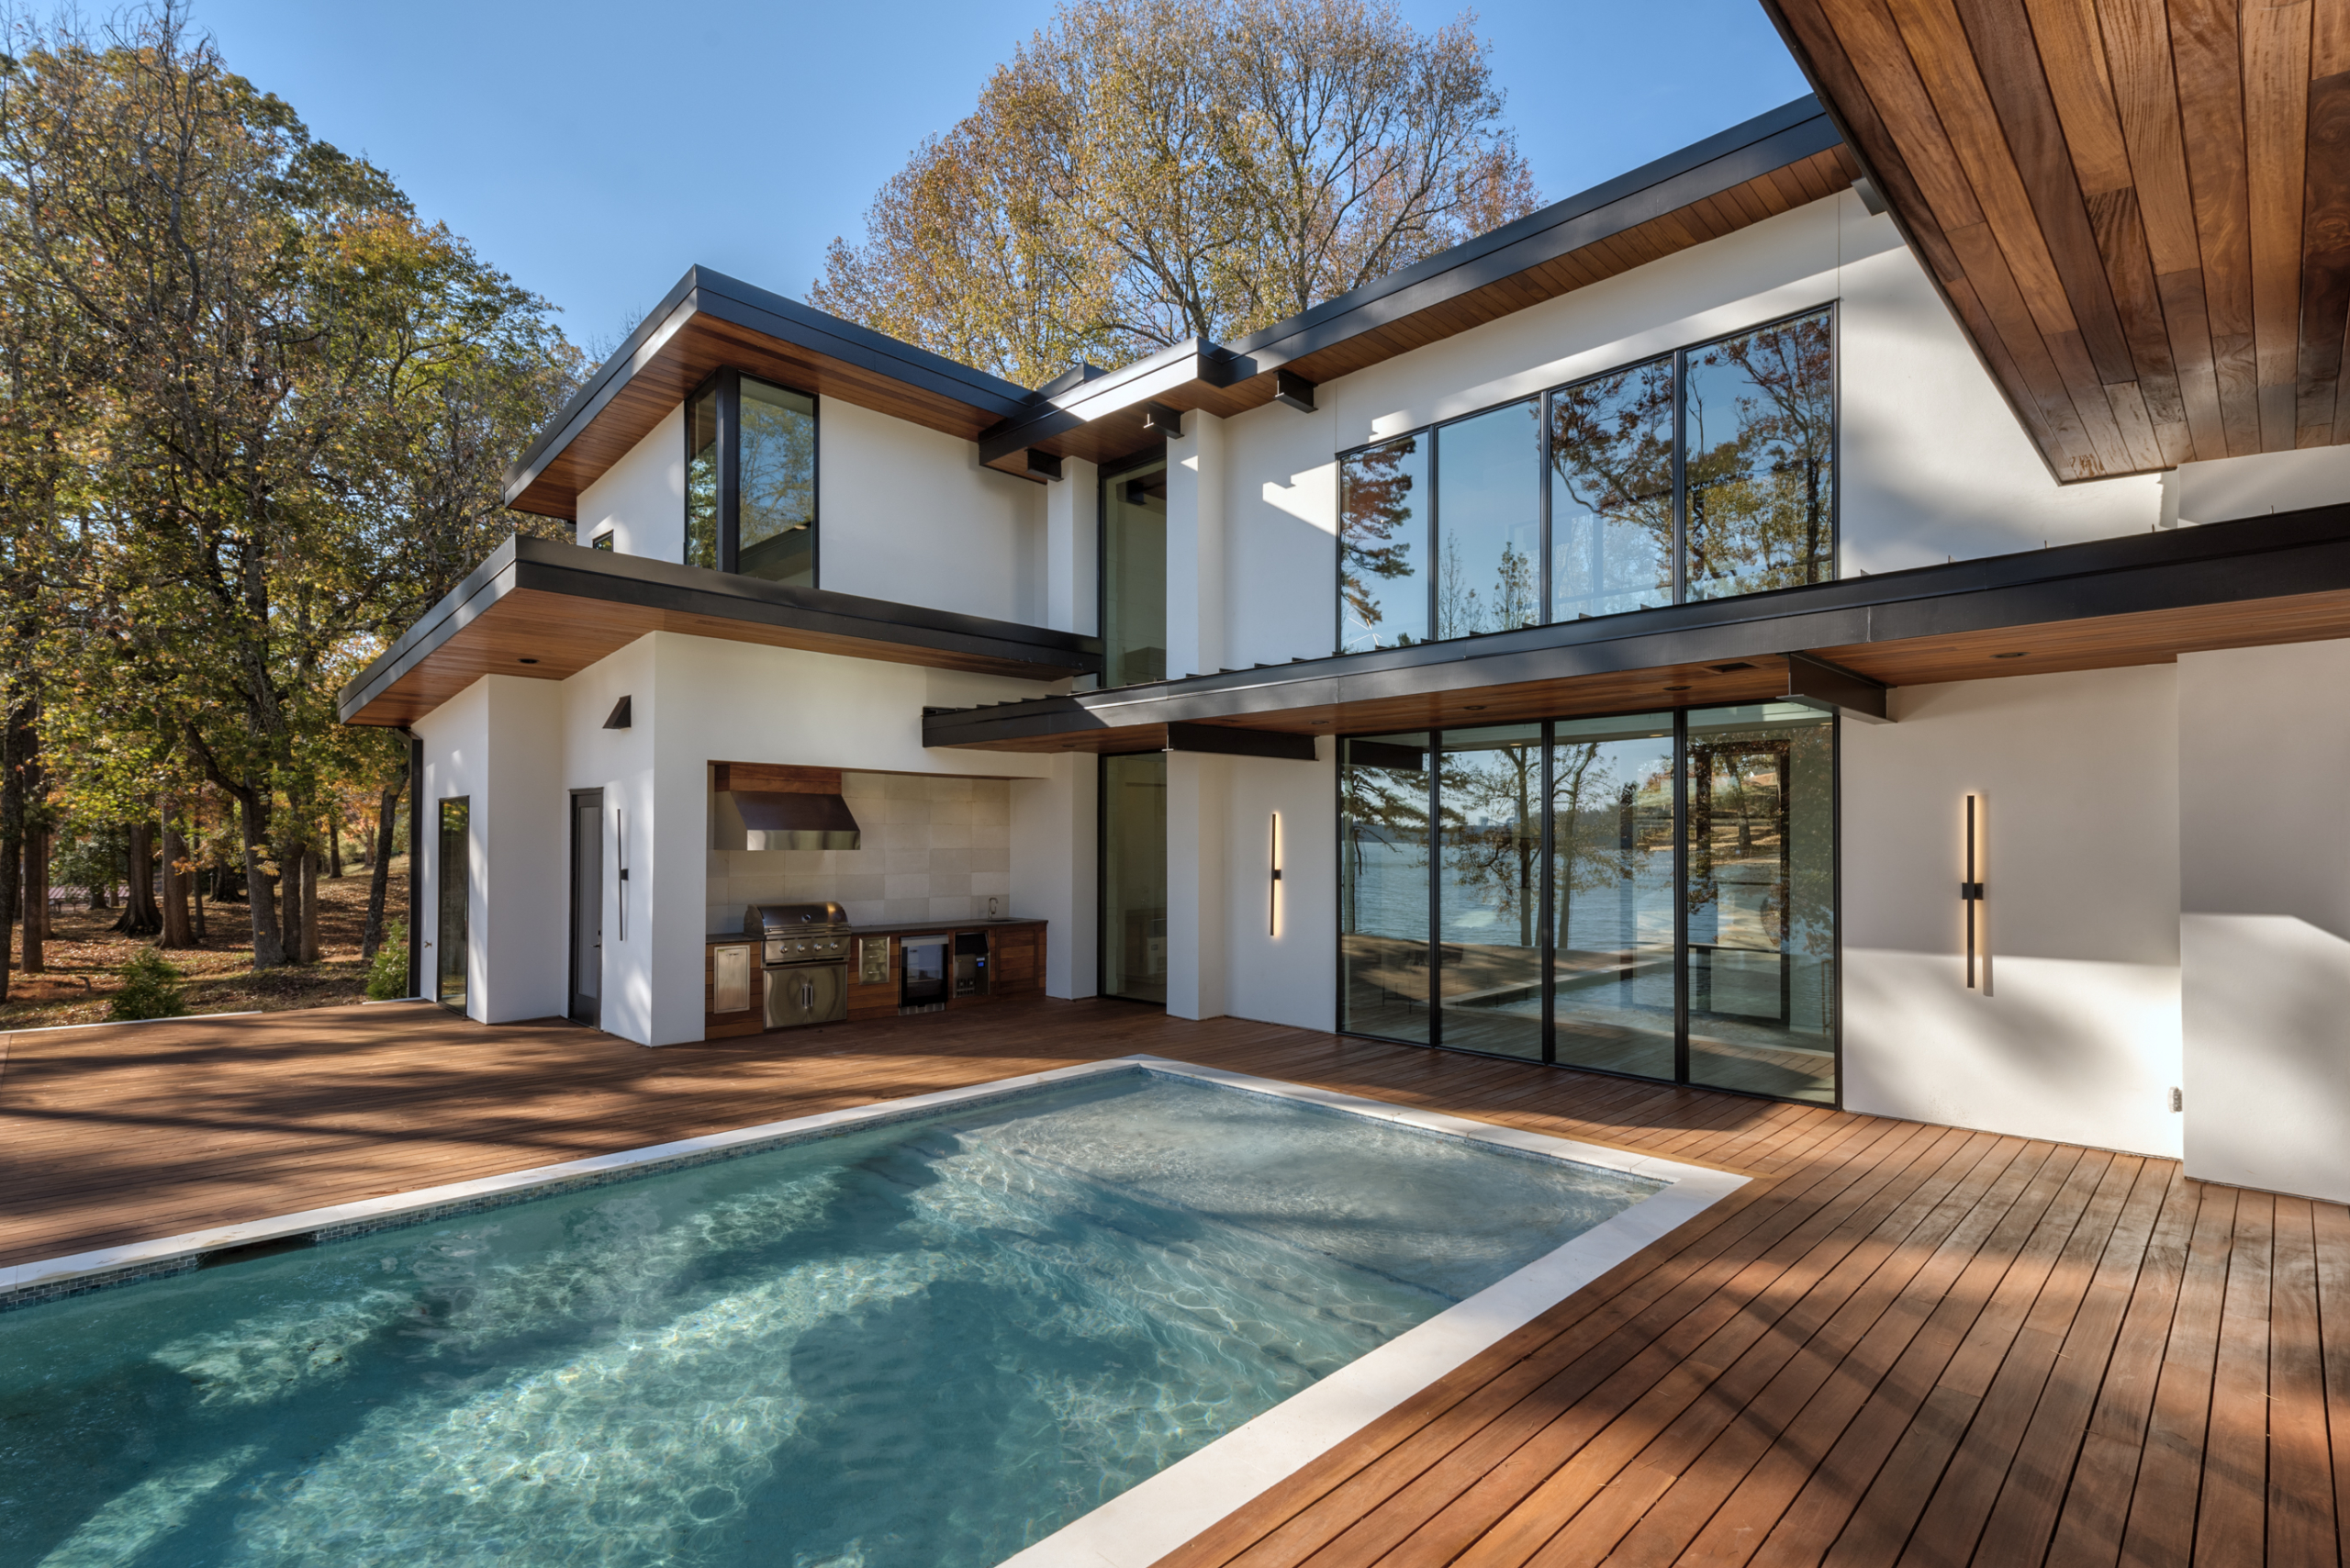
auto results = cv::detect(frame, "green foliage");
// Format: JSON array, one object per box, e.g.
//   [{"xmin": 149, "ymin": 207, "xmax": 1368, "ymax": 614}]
[
  {"xmin": 364, "ymin": 935, "xmax": 410, "ymax": 1001},
  {"xmin": 108, "ymin": 949, "xmax": 185, "ymax": 1021}
]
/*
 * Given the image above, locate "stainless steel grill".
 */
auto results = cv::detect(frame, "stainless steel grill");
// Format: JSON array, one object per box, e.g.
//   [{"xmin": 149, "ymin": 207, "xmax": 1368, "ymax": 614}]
[{"xmin": 745, "ymin": 902, "xmax": 849, "ymax": 1027}]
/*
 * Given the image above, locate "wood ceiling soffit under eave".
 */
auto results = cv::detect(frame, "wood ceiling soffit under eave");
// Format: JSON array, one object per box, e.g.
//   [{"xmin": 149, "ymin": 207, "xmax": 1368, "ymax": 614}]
[
  {"xmin": 1023, "ymin": 151, "xmax": 1858, "ymax": 466},
  {"xmin": 1763, "ymin": 0, "xmax": 2349, "ymax": 482}
]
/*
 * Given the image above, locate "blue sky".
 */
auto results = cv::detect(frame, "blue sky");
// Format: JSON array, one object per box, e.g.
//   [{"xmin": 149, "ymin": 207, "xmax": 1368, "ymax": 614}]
[{"xmin": 188, "ymin": 0, "xmax": 1810, "ymax": 356}]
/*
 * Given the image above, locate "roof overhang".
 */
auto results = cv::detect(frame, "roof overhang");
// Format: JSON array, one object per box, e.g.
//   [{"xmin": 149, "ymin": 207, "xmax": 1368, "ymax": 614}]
[
  {"xmin": 1762, "ymin": 0, "xmax": 2350, "ymax": 483},
  {"xmin": 922, "ymin": 503, "xmax": 2350, "ymax": 751},
  {"xmin": 339, "ymin": 536, "xmax": 1102, "ymax": 727},
  {"xmin": 977, "ymin": 96, "xmax": 1857, "ymax": 475},
  {"xmin": 503, "ymin": 269, "xmax": 1035, "ymax": 519}
]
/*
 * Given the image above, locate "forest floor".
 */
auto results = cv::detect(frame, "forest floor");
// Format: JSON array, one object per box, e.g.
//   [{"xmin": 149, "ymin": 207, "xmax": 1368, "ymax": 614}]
[{"xmin": 0, "ymin": 856, "xmax": 408, "ymax": 1031}]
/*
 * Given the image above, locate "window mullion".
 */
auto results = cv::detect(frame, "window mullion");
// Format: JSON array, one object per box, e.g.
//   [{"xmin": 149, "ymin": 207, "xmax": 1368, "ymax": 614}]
[
  {"xmin": 1671, "ymin": 350, "xmax": 1688, "ymax": 605},
  {"xmin": 718, "ymin": 369, "xmax": 741, "ymax": 576}
]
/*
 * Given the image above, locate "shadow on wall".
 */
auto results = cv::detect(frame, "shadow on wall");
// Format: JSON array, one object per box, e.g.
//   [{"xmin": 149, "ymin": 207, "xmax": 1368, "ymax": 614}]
[
  {"xmin": 1844, "ymin": 948, "xmax": 2181, "ymax": 1159},
  {"xmin": 2181, "ymin": 913, "xmax": 2350, "ymax": 1204}
]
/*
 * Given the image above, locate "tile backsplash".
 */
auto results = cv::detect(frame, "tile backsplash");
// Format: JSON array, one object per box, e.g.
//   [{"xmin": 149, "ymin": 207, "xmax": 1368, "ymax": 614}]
[{"xmin": 706, "ymin": 771, "xmax": 1012, "ymax": 934}]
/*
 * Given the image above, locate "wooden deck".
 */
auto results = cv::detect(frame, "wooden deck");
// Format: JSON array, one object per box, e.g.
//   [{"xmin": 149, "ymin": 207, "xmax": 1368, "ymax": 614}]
[{"xmin": 1, "ymin": 997, "xmax": 2337, "ymax": 1566}]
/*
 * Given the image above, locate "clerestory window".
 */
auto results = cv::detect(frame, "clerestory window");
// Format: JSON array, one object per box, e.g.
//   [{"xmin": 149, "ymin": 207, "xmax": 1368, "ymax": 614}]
[
  {"xmin": 1339, "ymin": 306, "xmax": 1834, "ymax": 654},
  {"xmin": 686, "ymin": 370, "xmax": 819, "ymax": 586}
]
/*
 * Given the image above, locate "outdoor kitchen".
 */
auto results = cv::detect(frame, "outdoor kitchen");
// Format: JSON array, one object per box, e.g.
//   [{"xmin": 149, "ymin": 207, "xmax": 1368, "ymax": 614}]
[{"xmin": 700, "ymin": 764, "xmax": 1044, "ymax": 1037}]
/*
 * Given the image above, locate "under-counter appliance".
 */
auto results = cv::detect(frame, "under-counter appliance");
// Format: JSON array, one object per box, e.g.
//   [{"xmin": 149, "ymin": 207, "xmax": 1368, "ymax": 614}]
[
  {"xmin": 745, "ymin": 902, "xmax": 849, "ymax": 1029},
  {"xmin": 901, "ymin": 936, "xmax": 949, "ymax": 1010},
  {"xmin": 954, "ymin": 932, "xmax": 990, "ymax": 998}
]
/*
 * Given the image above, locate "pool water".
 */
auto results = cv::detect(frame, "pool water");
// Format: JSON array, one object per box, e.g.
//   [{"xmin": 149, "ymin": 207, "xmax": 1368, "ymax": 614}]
[{"xmin": 0, "ymin": 1069, "xmax": 1662, "ymax": 1568}]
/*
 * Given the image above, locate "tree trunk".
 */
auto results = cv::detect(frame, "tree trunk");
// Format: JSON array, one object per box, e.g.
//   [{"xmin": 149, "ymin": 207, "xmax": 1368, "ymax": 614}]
[
  {"xmin": 161, "ymin": 809, "xmax": 194, "ymax": 948},
  {"xmin": 116, "ymin": 820, "xmax": 162, "ymax": 936},
  {"xmin": 22, "ymin": 826, "xmax": 47, "ymax": 973},
  {"xmin": 299, "ymin": 843, "xmax": 321, "ymax": 962},
  {"xmin": 235, "ymin": 792, "xmax": 288, "ymax": 968},
  {"xmin": 279, "ymin": 835, "xmax": 306, "ymax": 968},
  {"xmin": 191, "ymin": 845, "xmax": 207, "ymax": 941},
  {"xmin": 328, "ymin": 811, "xmax": 343, "ymax": 879},
  {"xmin": 362, "ymin": 776, "xmax": 402, "ymax": 959},
  {"xmin": 0, "ymin": 706, "xmax": 19, "ymax": 1007}
]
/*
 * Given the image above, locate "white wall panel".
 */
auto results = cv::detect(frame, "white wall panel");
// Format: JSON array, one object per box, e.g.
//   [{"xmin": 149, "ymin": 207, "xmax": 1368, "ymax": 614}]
[
  {"xmin": 1841, "ymin": 665, "xmax": 2182, "ymax": 1156},
  {"xmin": 1219, "ymin": 745, "xmax": 1338, "ymax": 1032},
  {"xmin": 576, "ymin": 407, "xmax": 683, "ymax": 561},
  {"xmin": 1165, "ymin": 750, "xmax": 1230, "ymax": 1020},
  {"xmin": 1011, "ymin": 753, "xmax": 1098, "ymax": 999},
  {"xmin": 2177, "ymin": 444, "xmax": 2350, "ymax": 524}
]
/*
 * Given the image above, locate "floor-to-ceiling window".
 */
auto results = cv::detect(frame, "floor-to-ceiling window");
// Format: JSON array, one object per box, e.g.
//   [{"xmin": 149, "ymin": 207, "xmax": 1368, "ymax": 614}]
[
  {"xmin": 436, "ymin": 797, "xmax": 469, "ymax": 1013},
  {"xmin": 1102, "ymin": 457, "xmax": 1168, "ymax": 688},
  {"xmin": 1337, "ymin": 306, "xmax": 1833, "ymax": 650},
  {"xmin": 1339, "ymin": 702, "xmax": 1837, "ymax": 1103},
  {"xmin": 1100, "ymin": 752, "xmax": 1168, "ymax": 1002}
]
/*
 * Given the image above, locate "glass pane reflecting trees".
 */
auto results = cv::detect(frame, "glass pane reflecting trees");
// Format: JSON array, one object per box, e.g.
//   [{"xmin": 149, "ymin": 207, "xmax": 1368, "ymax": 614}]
[
  {"xmin": 1341, "ymin": 706, "xmax": 1837, "ymax": 1104},
  {"xmin": 1438, "ymin": 725, "xmax": 1542, "ymax": 1059},
  {"xmin": 1435, "ymin": 403, "xmax": 1539, "ymax": 639},
  {"xmin": 737, "ymin": 379, "xmax": 816, "ymax": 586},
  {"xmin": 1102, "ymin": 459, "xmax": 1168, "ymax": 686},
  {"xmin": 1340, "ymin": 734, "xmax": 1431, "ymax": 1042},
  {"xmin": 1684, "ymin": 312, "xmax": 1834, "ymax": 599},
  {"xmin": 1102, "ymin": 752, "xmax": 1168, "ymax": 1003},
  {"xmin": 686, "ymin": 385, "xmax": 719, "ymax": 571},
  {"xmin": 1339, "ymin": 436, "xmax": 1427, "ymax": 653},
  {"xmin": 1550, "ymin": 359, "xmax": 1673, "ymax": 620}
]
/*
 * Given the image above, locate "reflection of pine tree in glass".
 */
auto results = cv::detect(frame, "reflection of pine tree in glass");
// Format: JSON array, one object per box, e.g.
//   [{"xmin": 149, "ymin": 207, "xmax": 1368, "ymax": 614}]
[
  {"xmin": 1341, "ymin": 761, "xmax": 1428, "ymax": 937},
  {"xmin": 1549, "ymin": 359, "xmax": 1673, "ymax": 608},
  {"xmin": 1684, "ymin": 311, "xmax": 1833, "ymax": 595},
  {"xmin": 1339, "ymin": 438, "xmax": 1419, "ymax": 645},
  {"xmin": 1550, "ymin": 745, "xmax": 1645, "ymax": 952},
  {"xmin": 1442, "ymin": 741, "xmax": 1539, "ymax": 945},
  {"xmin": 1437, "ymin": 537, "xmax": 1536, "ymax": 638}
]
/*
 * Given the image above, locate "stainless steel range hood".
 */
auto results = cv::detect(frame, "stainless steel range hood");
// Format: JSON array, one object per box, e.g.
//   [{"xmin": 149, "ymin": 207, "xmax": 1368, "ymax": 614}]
[{"xmin": 711, "ymin": 790, "xmax": 862, "ymax": 851}]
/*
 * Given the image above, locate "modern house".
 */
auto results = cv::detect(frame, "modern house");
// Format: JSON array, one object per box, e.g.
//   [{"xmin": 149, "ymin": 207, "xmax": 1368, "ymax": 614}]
[{"xmin": 341, "ymin": 20, "xmax": 2350, "ymax": 1211}]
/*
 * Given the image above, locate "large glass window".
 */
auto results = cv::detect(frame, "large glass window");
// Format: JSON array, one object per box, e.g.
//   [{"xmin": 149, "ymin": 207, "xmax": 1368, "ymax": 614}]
[
  {"xmin": 1434, "ymin": 403, "xmax": 1539, "ymax": 639},
  {"xmin": 1341, "ymin": 703, "xmax": 1837, "ymax": 1104},
  {"xmin": 1337, "ymin": 306, "xmax": 1832, "ymax": 649},
  {"xmin": 1338, "ymin": 435, "xmax": 1428, "ymax": 653},
  {"xmin": 436, "ymin": 797, "xmax": 469, "ymax": 1013},
  {"xmin": 1102, "ymin": 458, "xmax": 1168, "ymax": 687},
  {"xmin": 682, "ymin": 370, "xmax": 818, "ymax": 585},
  {"xmin": 1101, "ymin": 752, "xmax": 1168, "ymax": 1003},
  {"xmin": 1339, "ymin": 734, "xmax": 1431, "ymax": 1042}
]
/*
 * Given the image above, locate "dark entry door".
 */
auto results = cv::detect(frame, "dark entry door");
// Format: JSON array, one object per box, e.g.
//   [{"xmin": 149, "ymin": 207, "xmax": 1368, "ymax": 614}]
[{"xmin": 569, "ymin": 790, "xmax": 604, "ymax": 1025}]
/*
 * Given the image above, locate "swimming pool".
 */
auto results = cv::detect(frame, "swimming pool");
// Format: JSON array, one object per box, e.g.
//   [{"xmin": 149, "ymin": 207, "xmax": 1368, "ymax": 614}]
[{"xmin": 0, "ymin": 1058, "xmax": 1740, "ymax": 1568}]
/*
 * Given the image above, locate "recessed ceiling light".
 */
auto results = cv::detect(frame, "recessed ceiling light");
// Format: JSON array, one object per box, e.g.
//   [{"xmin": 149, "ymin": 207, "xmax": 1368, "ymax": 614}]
[
  {"xmin": 1992, "ymin": 651, "xmax": 2027, "ymax": 660},
  {"xmin": 1708, "ymin": 662, "xmax": 1757, "ymax": 673},
  {"xmin": 1664, "ymin": 684, "xmax": 1691, "ymax": 692},
  {"xmin": 1466, "ymin": 704, "xmax": 1487, "ymax": 711},
  {"xmin": 519, "ymin": 657, "xmax": 540, "ymax": 665}
]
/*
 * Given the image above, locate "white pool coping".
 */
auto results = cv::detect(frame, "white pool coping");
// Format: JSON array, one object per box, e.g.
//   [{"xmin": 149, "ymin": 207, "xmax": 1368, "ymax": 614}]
[{"xmin": 0, "ymin": 1053, "xmax": 1749, "ymax": 1565}]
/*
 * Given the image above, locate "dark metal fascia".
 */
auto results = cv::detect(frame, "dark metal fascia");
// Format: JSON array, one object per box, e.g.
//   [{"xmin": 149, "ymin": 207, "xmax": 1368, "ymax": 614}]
[
  {"xmin": 1165, "ymin": 722, "xmax": 1319, "ymax": 761},
  {"xmin": 501, "ymin": 265, "xmax": 1039, "ymax": 512},
  {"xmin": 920, "ymin": 503, "xmax": 2350, "ymax": 745},
  {"xmin": 340, "ymin": 537, "xmax": 1105, "ymax": 724}
]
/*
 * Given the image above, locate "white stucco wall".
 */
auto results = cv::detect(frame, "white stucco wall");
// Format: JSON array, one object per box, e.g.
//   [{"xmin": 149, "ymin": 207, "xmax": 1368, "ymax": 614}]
[
  {"xmin": 816, "ymin": 398, "xmax": 1046, "ymax": 623},
  {"xmin": 576, "ymin": 407, "xmax": 684, "ymax": 561},
  {"xmin": 1011, "ymin": 753, "xmax": 1098, "ymax": 1000},
  {"xmin": 1841, "ymin": 665, "xmax": 2182, "ymax": 1158},
  {"xmin": 414, "ymin": 675, "xmax": 567, "ymax": 1026},
  {"xmin": 2177, "ymin": 443, "xmax": 2350, "ymax": 524},
  {"xmin": 559, "ymin": 637, "xmax": 657, "ymax": 1043},
  {"xmin": 2179, "ymin": 640, "xmax": 2350, "ymax": 1204},
  {"xmin": 1221, "ymin": 746, "xmax": 1339, "ymax": 1032}
]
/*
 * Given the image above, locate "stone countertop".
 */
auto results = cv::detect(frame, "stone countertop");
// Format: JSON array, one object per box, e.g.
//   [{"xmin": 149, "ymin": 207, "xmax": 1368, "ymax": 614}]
[{"xmin": 704, "ymin": 917, "xmax": 1045, "ymax": 945}]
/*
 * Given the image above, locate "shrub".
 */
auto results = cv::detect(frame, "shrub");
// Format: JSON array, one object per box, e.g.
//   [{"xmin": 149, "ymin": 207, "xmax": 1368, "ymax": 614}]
[
  {"xmin": 109, "ymin": 950, "xmax": 186, "ymax": 1021},
  {"xmin": 365, "ymin": 936, "xmax": 410, "ymax": 1001}
]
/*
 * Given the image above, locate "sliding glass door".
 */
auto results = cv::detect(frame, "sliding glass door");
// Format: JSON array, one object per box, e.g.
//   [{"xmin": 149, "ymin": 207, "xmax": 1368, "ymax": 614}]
[{"xmin": 1339, "ymin": 703, "xmax": 1837, "ymax": 1103}]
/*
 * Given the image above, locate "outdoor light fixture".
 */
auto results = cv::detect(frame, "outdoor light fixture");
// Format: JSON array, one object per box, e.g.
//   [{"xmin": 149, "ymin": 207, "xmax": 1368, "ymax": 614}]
[
  {"xmin": 1269, "ymin": 812, "xmax": 1282, "ymax": 936},
  {"xmin": 1962, "ymin": 794, "xmax": 1986, "ymax": 988},
  {"xmin": 616, "ymin": 806, "xmax": 629, "ymax": 942}
]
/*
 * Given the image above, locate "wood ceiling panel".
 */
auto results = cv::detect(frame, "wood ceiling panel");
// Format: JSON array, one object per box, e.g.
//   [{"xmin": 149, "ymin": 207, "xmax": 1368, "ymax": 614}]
[{"xmin": 1768, "ymin": 0, "xmax": 2350, "ymax": 479}]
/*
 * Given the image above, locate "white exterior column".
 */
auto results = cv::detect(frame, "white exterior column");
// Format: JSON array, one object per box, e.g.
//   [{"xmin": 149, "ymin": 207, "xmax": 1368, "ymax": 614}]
[
  {"xmin": 1165, "ymin": 749, "xmax": 1229, "ymax": 1020},
  {"xmin": 1012, "ymin": 752, "xmax": 1098, "ymax": 998},
  {"xmin": 1164, "ymin": 411, "xmax": 1225, "ymax": 680},
  {"xmin": 2180, "ymin": 640, "xmax": 2350, "ymax": 1203},
  {"xmin": 1045, "ymin": 456, "xmax": 1099, "ymax": 636}
]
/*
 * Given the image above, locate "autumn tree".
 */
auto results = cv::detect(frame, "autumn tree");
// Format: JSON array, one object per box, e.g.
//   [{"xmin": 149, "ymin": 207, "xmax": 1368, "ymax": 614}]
[{"xmin": 812, "ymin": 0, "xmax": 1539, "ymax": 386}]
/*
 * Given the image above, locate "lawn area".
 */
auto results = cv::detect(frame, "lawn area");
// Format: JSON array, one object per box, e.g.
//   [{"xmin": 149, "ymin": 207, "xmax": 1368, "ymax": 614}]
[{"xmin": 0, "ymin": 856, "xmax": 409, "ymax": 1030}]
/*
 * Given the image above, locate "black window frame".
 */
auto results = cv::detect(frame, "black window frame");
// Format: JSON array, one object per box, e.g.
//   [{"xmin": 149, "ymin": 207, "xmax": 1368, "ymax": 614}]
[
  {"xmin": 1335, "ymin": 302, "xmax": 1839, "ymax": 653},
  {"xmin": 1331, "ymin": 702, "xmax": 1843, "ymax": 1109},
  {"xmin": 683, "ymin": 366, "xmax": 822, "ymax": 584}
]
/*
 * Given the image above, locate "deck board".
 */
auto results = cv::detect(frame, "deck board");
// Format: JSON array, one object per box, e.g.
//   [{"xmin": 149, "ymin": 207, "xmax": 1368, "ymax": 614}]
[{"xmin": 1, "ymin": 998, "xmax": 2338, "ymax": 1566}]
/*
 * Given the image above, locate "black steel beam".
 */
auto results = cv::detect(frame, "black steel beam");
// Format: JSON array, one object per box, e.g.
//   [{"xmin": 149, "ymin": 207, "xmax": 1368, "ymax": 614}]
[
  {"xmin": 922, "ymin": 502, "xmax": 2350, "ymax": 747},
  {"xmin": 1785, "ymin": 651, "xmax": 1890, "ymax": 722},
  {"xmin": 1166, "ymin": 723, "xmax": 1318, "ymax": 761}
]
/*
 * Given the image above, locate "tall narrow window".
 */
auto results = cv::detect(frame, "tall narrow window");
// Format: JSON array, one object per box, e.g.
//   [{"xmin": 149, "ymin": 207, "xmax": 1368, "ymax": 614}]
[
  {"xmin": 1101, "ymin": 752, "xmax": 1169, "ymax": 1002},
  {"xmin": 1550, "ymin": 357, "xmax": 1673, "ymax": 620},
  {"xmin": 1684, "ymin": 309, "xmax": 1834, "ymax": 599},
  {"xmin": 1550, "ymin": 715, "xmax": 1676, "ymax": 1081},
  {"xmin": 1102, "ymin": 457, "xmax": 1168, "ymax": 687},
  {"xmin": 682, "ymin": 370, "xmax": 818, "ymax": 584},
  {"xmin": 436, "ymin": 797, "xmax": 470, "ymax": 1013},
  {"xmin": 1340, "ymin": 734, "xmax": 1432, "ymax": 1042},
  {"xmin": 1438, "ymin": 724, "xmax": 1543, "ymax": 1060},
  {"xmin": 1434, "ymin": 401, "xmax": 1540, "ymax": 638},
  {"xmin": 1339, "ymin": 435, "xmax": 1429, "ymax": 652}
]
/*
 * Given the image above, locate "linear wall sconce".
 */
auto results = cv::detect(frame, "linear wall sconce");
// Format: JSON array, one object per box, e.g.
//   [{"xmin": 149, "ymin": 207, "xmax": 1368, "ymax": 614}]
[
  {"xmin": 1962, "ymin": 793, "xmax": 1985, "ymax": 987},
  {"xmin": 1269, "ymin": 812, "xmax": 1282, "ymax": 935},
  {"xmin": 616, "ymin": 806, "xmax": 630, "ymax": 942}
]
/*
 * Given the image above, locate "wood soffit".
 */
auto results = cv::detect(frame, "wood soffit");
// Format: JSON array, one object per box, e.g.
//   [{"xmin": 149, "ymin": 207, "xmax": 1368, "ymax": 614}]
[{"xmin": 1762, "ymin": 0, "xmax": 2350, "ymax": 482}]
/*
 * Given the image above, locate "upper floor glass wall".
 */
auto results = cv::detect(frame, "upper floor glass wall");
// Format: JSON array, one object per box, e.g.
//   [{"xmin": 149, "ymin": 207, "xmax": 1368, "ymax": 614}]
[
  {"xmin": 684, "ymin": 370, "xmax": 819, "ymax": 587},
  {"xmin": 1338, "ymin": 306, "xmax": 1834, "ymax": 653},
  {"xmin": 1102, "ymin": 456, "xmax": 1169, "ymax": 688}
]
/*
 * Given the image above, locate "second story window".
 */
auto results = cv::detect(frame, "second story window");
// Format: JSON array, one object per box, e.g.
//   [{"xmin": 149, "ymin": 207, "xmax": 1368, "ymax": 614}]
[
  {"xmin": 1339, "ymin": 306, "xmax": 1833, "ymax": 654},
  {"xmin": 685, "ymin": 370, "xmax": 818, "ymax": 586}
]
